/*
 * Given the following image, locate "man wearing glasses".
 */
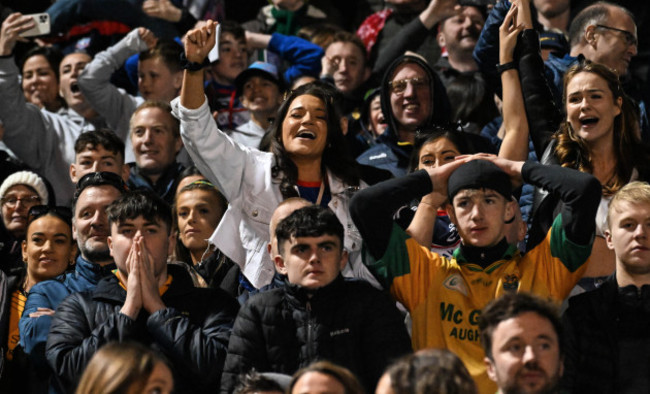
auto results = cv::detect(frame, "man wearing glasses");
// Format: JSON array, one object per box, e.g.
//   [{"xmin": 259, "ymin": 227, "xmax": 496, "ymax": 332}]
[
  {"xmin": 569, "ymin": 3, "xmax": 637, "ymax": 78},
  {"xmin": 357, "ymin": 54, "xmax": 451, "ymax": 177}
]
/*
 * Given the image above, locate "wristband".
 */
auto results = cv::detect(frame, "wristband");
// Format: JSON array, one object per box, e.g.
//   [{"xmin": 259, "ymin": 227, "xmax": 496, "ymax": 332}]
[
  {"xmin": 496, "ymin": 61, "xmax": 516, "ymax": 74},
  {"xmin": 180, "ymin": 51, "xmax": 210, "ymax": 71}
]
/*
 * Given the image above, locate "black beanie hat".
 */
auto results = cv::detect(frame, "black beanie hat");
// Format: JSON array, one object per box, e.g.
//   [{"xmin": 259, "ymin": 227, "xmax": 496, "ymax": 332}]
[{"xmin": 447, "ymin": 160, "xmax": 512, "ymax": 202}]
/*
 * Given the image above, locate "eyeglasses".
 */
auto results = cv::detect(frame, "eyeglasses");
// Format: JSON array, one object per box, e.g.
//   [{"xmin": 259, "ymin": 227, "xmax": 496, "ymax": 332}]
[
  {"xmin": 389, "ymin": 77, "xmax": 429, "ymax": 95},
  {"xmin": 27, "ymin": 205, "xmax": 73, "ymax": 226},
  {"xmin": 1, "ymin": 195, "xmax": 42, "ymax": 208},
  {"xmin": 595, "ymin": 24, "xmax": 637, "ymax": 46}
]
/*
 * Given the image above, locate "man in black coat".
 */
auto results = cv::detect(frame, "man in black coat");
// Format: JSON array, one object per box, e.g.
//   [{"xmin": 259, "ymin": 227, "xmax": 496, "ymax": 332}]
[
  {"xmin": 220, "ymin": 205, "xmax": 412, "ymax": 393},
  {"xmin": 45, "ymin": 190, "xmax": 239, "ymax": 393},
  {"xmin": 562, "ymin": 181, "xmax": 650, "ymax": 394}
]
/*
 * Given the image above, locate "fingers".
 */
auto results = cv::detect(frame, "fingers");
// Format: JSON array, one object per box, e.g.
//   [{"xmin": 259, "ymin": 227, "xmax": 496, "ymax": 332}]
[{"xmin": 29, "ymin": 308, "xmax": 56, "ymax": 318}]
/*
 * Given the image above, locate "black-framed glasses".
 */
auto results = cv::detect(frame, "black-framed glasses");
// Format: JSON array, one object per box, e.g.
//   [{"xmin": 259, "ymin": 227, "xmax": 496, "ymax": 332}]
[
  {"xmin": 28, "ymin": 205, "xmax": 73, "ymax": 227},
  {"xmin": 1, "ymin": 195, "xmax": 42, "ymax": 209},
  {"xmin": 595, "ymin": 24, "xmax": 637, "ymax": 46},
  {"xmin": 75, "ymin": 171, "xmax": 128, "ymax": 196}
]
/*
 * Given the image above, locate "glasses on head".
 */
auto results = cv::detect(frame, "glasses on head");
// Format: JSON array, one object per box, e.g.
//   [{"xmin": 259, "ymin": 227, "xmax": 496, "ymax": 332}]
[
  {"xmin": 75, "ymin": 171, "xmax": 128, "ymax": 194},
  {"xmin": 27, "ymin": 205, "xmax": 73, "ymax": 226},
  {"xmin": 595, "ymin": 24, "xmax": 637, "ymax": 46},
  {"xmin": 1, "ymin": 195, "xmax": 42, "ymax": 209},
  {"xmin": 389, "ymin": 77, "xmax": 429, "ymax": 95}
]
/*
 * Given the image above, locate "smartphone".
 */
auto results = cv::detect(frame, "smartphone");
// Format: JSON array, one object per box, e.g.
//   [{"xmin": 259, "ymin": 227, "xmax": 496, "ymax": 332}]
[
  {"xmin": 20, "ymin": 13, "xmax": 51, "ymax": 38},
  {"xmin": 207, "ymin": 23, "xmax": 222, "ymax": 63}
]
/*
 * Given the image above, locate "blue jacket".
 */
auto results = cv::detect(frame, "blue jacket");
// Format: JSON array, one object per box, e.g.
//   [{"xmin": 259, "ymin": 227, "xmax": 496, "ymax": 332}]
[
  {"xmin": 19, "ymin": 256, "xmax": 116, "ymax": 355},
  {"xmin": 356, "ymin": 128, "xmax": 411, "ymax": 178}
]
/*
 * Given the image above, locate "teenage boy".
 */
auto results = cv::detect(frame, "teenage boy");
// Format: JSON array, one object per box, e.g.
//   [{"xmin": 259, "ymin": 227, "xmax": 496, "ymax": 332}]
[
  {"xmin": 46, "ymin": 190, "xmax": 239, "ymax": 393},
  {"xmin": 232, "ymin": 61, "xmax": 284, "ymax": 148},
  {"xmin": 562, "ymin": 181, "xmax": 650, "ymax": 393},
  {"xmin": 350, "ymin": 155, "xmax": 600, "ymax": 393},
  {"xmin": 70, "ymin": 129, "xmax": 131, "ymax": 184},
  {"xmin": 480, "ymin": 292, "xmax": 565, "ymax": 394},
  {"xmin": 220, "ymin": 205, "xmax": 411, "ymax": 393}
]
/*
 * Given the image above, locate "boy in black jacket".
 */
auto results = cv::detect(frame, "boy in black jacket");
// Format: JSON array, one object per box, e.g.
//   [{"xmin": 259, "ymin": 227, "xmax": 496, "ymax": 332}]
[
  {"xmin": 221, "ymin": 205, "xmax": 411, "ymax": 393},
  {"xmin": 46, "ymin": 190, "xmax": 239, "ymax": 393}
]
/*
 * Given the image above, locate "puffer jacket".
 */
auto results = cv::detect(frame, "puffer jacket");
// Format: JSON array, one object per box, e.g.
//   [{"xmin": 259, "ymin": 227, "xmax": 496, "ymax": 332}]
[
  {"xmin": 45, "ymin": 264, "xmax": 239, "ymax": 394},
  {"xmin": 220, "ymin": 275, "xmax": 412, "ymax": 393},
  {"xmin": 357, "ymin": 54, "xmax": 451, "ymax": 177}
]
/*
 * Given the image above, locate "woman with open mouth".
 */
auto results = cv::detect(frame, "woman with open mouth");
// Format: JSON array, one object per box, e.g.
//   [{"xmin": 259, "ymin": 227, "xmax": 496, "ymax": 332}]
[
  {"xmin": 497, "ymin": 2, "xmax": 650, "ymax": 295},
  {"xmin": 172, "ymin": 20, "xmax": 382, "ymax": 290}
]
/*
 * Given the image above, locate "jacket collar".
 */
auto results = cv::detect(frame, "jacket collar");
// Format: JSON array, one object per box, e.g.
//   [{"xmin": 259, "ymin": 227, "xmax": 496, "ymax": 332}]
[
  {"xmin": 284, "ymin": 274, "xmax": 345, "ymax": 306},
  {"xmin": 75, "ymin": 255, "xmax": 116, "ymax": 284}
]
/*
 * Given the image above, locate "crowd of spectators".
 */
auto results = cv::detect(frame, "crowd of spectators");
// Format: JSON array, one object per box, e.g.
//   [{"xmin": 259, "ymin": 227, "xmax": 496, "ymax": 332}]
[{"xmin": 0, "ymin": 0, "xmax": 649, "ymax": 393}]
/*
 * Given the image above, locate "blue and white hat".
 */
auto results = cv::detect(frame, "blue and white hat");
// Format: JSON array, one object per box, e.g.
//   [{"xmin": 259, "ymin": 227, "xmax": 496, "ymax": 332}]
[{"xmin": 235, "ymin": 61, "xmax": 284, "ymax": 96}]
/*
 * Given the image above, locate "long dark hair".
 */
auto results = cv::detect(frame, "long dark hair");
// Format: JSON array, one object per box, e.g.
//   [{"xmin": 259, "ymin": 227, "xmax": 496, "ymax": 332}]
[
  {"xmin": 270, "ymin": 82, "xmax": 360, "ymax": 199},
  {"xmin": 554, "ymin": 60, "xmax": 645, "ymax": 196}
]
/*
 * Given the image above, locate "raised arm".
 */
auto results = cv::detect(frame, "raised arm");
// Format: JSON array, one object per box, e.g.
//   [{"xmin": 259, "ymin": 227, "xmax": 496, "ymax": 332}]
[
  {"xmin": 498, "ymin": 1, "xmax": 529, "ymax": 161},
  {"xmin": 175, "ymin": 21, "xmax": 274, "ymax": 202},
  {"xmin": 77, "ymin": 28, "xmax": 153, "ymax": 136},
  {"xmin": 351, "ymin": 158, "xmax": 468, "ymax": 260},
  {"xmin": 373, "ymin": 0, "xmax": 460, "ymax": 76},
  {"xmin": 516, "ymin": 28, "xmax": 563, "ymax": 159},
  {"xmin": 247, "ymin": 31, "xmax": 324, "ymax": 83}
]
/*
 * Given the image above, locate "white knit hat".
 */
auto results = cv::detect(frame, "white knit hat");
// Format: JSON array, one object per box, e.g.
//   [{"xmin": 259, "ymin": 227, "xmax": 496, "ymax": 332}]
[{"xmin": 0, "ymin": 171, "xmax": 49, "ymax": 205}]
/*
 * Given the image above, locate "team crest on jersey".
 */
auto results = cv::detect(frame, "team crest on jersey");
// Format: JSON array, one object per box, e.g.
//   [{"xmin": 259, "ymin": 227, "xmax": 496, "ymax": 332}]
[
  {"xmin": 502, "ymin": 274, "xmax": 520, "ymax": 292},
  {"xmin": 443, "ymin": 274, "xmax": 468, "ymax": 296}
]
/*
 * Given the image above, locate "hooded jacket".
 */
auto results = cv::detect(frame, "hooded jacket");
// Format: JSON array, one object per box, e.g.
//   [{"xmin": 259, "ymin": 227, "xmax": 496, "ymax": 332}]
[{"xmin": 357, "ymin": 54, "xmax": 451, "ymax": 177}]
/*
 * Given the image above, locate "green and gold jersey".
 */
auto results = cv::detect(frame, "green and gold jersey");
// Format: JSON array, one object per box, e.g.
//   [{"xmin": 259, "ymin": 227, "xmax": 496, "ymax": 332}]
[{"xmin": 369, "ymin": 214, "xmax": 591, "ymax": 394}]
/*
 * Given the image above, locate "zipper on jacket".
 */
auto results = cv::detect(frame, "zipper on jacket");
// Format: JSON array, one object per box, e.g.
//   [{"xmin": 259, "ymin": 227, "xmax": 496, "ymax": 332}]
[{"xmin": 306, "ymin": 300, "xmax": 315, "ymax": 361}]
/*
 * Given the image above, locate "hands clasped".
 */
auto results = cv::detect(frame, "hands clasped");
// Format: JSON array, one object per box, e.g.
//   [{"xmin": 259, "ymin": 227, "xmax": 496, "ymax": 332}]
[{"xmin": 120, "ymin": 233, "xmax": 166, "ymax": 319}]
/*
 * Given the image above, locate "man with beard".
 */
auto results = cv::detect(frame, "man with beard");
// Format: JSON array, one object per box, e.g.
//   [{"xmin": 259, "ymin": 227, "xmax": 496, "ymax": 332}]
[
  {"xmin": 480, "ymin": 292, "xmax": 564, "ymax": 394},
  {"xmin": 19, "ymin": 172, "xmax": 127, "ymax": 360}
]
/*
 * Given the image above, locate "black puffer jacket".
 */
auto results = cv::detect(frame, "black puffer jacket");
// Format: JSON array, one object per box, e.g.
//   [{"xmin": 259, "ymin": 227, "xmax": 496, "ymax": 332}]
[
  {"xmin": 45, "ymin": 264, "xmax": 239, "ymax": 394},
  {"xmin": 220, "ymin": 276, "xmax": 412, "ymax": 393},
  {"xmin": 562, "ymin": 275, "xmax": 650, "ymax": 393}
]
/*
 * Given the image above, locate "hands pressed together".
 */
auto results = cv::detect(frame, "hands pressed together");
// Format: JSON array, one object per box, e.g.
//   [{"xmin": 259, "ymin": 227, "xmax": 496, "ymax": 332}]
[{"xmin": 120, "ymin": 233, "xmax": 166, "ymax": 319}]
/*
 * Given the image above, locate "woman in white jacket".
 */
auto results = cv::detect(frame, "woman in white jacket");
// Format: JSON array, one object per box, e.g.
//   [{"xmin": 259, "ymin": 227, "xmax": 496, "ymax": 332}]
[{"xmin": 172, "ymin": 21, "xmax": 378, "ymax": 289}]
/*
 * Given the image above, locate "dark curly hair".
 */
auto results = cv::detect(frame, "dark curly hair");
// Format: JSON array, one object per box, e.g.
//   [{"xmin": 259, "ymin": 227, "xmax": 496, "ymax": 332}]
[
  {"xmin": 554, "ymin": 60, "xmax": 645, "ymax": 196},
  {"xmin": 270, "ymin": 82, "xmax": 360, "ymax": 199}
]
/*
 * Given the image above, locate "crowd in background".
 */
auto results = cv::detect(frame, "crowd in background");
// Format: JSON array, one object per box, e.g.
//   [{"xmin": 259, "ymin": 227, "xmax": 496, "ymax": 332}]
[{"xmin": 0, "ymin": 0, "xmax": 649, "ymax": 393}]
